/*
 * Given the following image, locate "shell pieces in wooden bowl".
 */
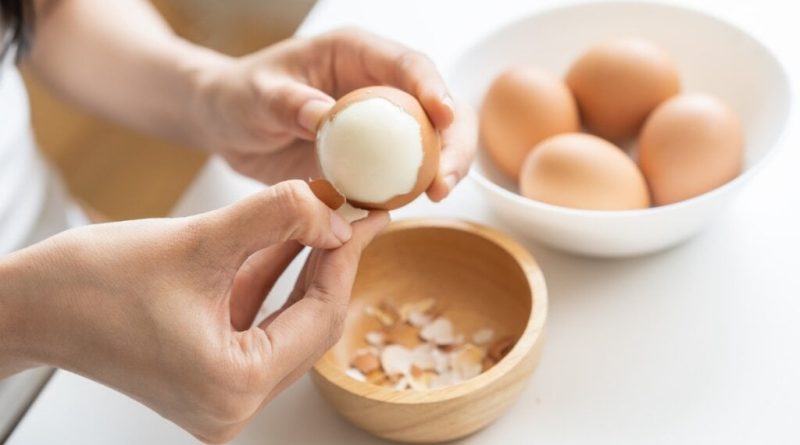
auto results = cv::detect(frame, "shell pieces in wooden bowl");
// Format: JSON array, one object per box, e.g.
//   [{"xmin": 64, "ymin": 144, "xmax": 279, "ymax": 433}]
[{"xmin": 311, "ymin": 219, "xmax": 548, "ymax": 443}]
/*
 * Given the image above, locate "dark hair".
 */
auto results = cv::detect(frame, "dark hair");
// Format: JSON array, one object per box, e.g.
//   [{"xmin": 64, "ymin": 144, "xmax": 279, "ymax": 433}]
[{"xmin": 1, "ymin": 0, "xmax": 34, "ymax": 60}]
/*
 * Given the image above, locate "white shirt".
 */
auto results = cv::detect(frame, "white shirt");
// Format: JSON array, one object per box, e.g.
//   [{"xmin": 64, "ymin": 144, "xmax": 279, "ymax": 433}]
[
  {"xmin": 0, "ymin": 45, "xmax": 84, "ymax": 256},
  {"xmin": 0, "ymin": 41, "xmax": 86, "ymax": 440}
]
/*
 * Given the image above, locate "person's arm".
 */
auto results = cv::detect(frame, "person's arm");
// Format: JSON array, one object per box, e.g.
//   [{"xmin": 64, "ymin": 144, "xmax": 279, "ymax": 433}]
[
  {"xmin": 25, "ymin": 1, "xmax": 477, "ymax": 201},
  {"xmin": 0, "ymin": 181, "xmax": 389, "ymax": 443},
  {"xmin": 26, "ymin": 0, "xmax": 228, "ymax": 149}
]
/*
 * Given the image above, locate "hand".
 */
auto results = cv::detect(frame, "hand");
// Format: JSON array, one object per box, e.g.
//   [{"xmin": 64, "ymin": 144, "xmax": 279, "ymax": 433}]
[
  {"xmin": 194, "ymin": 27, "xmax": 478, "ymax": 202},
  {"xmin": 0, "ymin": 180, "xmax": 389, "ymax": 443}
]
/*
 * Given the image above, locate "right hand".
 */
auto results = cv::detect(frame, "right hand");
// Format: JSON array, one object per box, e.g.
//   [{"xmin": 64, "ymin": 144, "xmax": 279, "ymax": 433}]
[{"xmin": 0, "ymin": 180, "xmax": 389, "ymax": 443}]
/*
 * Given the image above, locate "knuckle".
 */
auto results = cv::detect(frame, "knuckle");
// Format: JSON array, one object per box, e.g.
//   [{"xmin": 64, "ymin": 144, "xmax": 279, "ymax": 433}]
[
  {"xmin": 276, "ymin": 180, "xmax": 317, "ymax": 219},
  {"xmin": 329, "ymin": 26, "xmax": 368, "ymax": 44},
  {"xmin": 272, "ymin": 83, "xmax": 305, "ymax": 126},
  {"xmin": 395, "ymin": 50, "xmax": 429, "ymax": 91},
  {"xmin": 273, "ymin": 180, "xmax": 324, "ymax": 242},
  {"xmin": 397, "ymin": 49, "xmax": 430, "ymax": 71},
  {"xmin": 172, "ymin": 217, "xmax": 216, "ymax": 260},
  {"xmin": 310, "ymin": 287, "xmax": 348, "ymax": 344},
  {"xmin": 258, "ymin": 81, "xmax": 296, "ymax": 119}
]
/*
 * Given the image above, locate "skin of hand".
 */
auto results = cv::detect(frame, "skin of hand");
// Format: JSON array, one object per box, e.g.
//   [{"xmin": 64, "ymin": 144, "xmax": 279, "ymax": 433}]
[
  {"xmin": 0, "ymin": 180, "xmax": 389, "ymax": 444},
  {"xmin": 193, "ymin": 27, "xmax": 478, "ymax": 201},
  {"xmin": 27, "ymin": 1, "xmax": 476, "ymax": 203}
]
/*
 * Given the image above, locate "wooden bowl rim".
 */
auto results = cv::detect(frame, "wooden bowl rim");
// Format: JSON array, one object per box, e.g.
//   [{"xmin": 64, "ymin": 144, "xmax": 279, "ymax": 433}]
[{"xmin": 312, "ymin": 218, "xmax": 548, "ymax": 404}]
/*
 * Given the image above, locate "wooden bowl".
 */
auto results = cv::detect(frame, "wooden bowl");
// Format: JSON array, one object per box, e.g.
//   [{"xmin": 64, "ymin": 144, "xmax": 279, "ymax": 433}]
[{"xmin": 311, "ymin": 219, "xmax": 548, "ymax": 443}]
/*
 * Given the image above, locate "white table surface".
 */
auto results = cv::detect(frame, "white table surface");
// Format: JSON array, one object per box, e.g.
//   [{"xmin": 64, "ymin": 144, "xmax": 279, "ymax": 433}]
[{"xmin": 9, "ymin": 0, "xmax": 800, "ymax": 443}]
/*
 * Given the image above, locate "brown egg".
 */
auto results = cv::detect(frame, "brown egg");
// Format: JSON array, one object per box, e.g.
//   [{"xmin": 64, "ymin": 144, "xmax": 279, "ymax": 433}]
[
  {"xmin": 519, "ymin": 133, "xmax": 650, "ymax": 210},
  {"xmin": 639, "ymin": 93, "xmax": 744, "ymax": 205},
  {"xmin": 566, "ymin": 38, "xmax": 681, "ymax": 141},
  {"xmin": 481, "ymin": 67, "xmax": 580, "ymax": 180},
  {"xmin": 316, "ymin": 86, "xmax": 440, "ymax": 210}
]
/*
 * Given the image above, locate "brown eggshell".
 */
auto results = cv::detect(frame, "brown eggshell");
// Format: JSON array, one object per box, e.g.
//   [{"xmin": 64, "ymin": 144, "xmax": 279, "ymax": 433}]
[
  {"xmin": 638, "ymin": 93, "xmax": 744, "ymax": 205},
  {"xmin": 481, "ymin": 67, "xmax": 580, "ymax": 180},
  {"xmin": 308, "ymin": 178, "xmax": 346, "ymax": 210},
  {"xmin": 316, "ymin": 86, "xmax": 440, "ymax": 210},
  {"xmin": 566, "ymin": 38, "xmax": 681, "ymax": 142},
  {"xmin": 519, "ymin": 133, "xmax": 651, "ymax": 210}
]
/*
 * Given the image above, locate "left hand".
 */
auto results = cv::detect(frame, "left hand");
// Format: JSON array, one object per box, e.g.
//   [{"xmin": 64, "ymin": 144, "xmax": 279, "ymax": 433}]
[{"xmin": 193, "ymin": 27, "xmax": 477, "ymax": 202}]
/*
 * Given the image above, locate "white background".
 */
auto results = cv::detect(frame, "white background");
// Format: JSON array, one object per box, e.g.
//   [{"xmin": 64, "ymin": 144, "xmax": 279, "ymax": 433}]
[{"xmin": 8, "ymin": 0, "xmax": 800, "ymax": 443}]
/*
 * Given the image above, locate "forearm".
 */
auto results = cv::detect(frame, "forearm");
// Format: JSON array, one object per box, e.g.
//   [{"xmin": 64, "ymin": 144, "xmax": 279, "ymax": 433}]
[
  {"xmin": 24, "ymin": 0, "xmax": 233, "ymax": 149},
  {"xmin": 0, "ymin": 249, "xmax": 50, "ymax": 378}
]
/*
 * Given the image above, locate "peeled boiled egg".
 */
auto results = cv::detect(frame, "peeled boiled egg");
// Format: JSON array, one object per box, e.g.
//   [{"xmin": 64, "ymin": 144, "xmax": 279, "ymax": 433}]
[
  {"xmin": 566, "ymin": 38, "xmax": 680, "ymax": 141},
  {"xmin": 638, "ymin": 93, "xmax": 744, "ymax": 205},
  {"xmin": 519, "ymin": 133, "xmax": 650, "ymax": 210},
  {"xmin": 481, "ymin": 67, "xmax": 579, "ymax": 180},
  {"xmin": 316, "ymin": 86, "xmax": 440, "ymax": 210}
]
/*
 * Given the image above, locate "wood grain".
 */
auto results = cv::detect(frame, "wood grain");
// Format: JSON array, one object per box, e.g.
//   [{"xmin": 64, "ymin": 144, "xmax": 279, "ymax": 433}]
[{"xmin": 312, "ymin": 219, "xmax": 548, "ymax": 443}]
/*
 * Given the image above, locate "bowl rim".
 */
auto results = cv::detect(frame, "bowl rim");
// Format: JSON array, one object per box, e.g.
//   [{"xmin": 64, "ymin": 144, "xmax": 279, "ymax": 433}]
[
  {"xmin": 312, "ymin": 218, "xmax": 548, "ymax": 404},
  {"xmin": 456, "ymin": 0, "xmax": 793, "ymax": 218}
]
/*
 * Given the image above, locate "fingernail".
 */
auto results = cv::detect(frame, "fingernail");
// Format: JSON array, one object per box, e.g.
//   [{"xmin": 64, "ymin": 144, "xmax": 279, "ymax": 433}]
[
  {"xmin": 444, "ymin": 174, "xmax": 458, "ymax": 191},
  {"xmin": 441, "ymin": 93, "xmax": 456, "ymax": 116},
  {"xmin": 330, "ymin": 212, "xmax": 352, "ymax": 243},
  {"xmin": 298, "ymin": 98, "xmax": 334, "ymax": 134}
]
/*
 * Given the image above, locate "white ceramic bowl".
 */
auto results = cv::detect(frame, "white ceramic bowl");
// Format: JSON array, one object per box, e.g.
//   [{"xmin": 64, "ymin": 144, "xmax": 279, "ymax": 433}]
[{"xmin": 448, "ymin": 1, "xmax": 791, "ymax": 257}]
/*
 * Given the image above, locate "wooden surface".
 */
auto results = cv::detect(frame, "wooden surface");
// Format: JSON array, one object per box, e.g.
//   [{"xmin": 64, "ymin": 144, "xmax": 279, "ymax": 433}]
[
  {"xmin": 312, "ymin": 219, "xmax": 548, "ymax": 443},
  {"xmin": 22, "ymin": 0, "xmax": 310, "ymax": 221}
]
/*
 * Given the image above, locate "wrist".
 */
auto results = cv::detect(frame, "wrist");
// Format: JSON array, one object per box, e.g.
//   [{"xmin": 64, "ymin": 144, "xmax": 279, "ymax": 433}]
[
  {"xmin": 175, "ymin": 39, "xmax": 237, "ymax": 151},
  {"xmin": 0, "ymin": 252, "xmax": 42, "ymax": 377}
]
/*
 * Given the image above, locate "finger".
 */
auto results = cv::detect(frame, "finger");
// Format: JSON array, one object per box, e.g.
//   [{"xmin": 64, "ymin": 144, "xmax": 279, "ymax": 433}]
[
  {"xmin": 253, "ymin": 248, "xmax": 316, "ymax": 329},
  {"xmin": 257, "ymin": 241, "xmax": 322, "ymax": 324},
  {"xmin": 209, "ymin": 180, "xmax": 352, "ymax": 258},
  {"xmin": 427, "ymin": 100, "xmax": 479, "ymax": 201},
  {"xmin": 256, "ymin": 77, "xmax": 334, "ymax": 139},
  {"xmin": 325, "ymin": 28, "xmax": 455, "ymax": 129},
  {"xmin": 257, "ymin": 211, "xmax": 389, "ymax": 388},
  {"xmin": 228, "ymin": 241, "xmax": 304, "ymax": 331}
]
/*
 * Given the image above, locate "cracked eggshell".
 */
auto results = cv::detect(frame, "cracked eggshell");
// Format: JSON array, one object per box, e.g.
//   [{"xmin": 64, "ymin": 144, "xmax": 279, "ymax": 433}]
[
  {"xmin": 316, "ymin": 86, "xmax": 440, "ymax": 210},
  {"xmin": 380, "ymin": 344, "xmax": 413, "ymax": 376},
  {"xmin": 308, "ymin": 178, "xmax": 346, "ymax": 210}
]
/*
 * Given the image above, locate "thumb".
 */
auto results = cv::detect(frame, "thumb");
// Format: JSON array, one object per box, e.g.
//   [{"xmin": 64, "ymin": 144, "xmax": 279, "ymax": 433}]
[
  {"xmin": 264, "ymin": 80, "xmax": 334, "ymax": 140},
  {"xmin": 206, "ymin": 180, "xmax": 352, "ymax": 259}
]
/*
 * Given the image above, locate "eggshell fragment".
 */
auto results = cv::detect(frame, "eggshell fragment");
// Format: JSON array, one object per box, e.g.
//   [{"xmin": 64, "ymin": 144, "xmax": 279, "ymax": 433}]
[
  {"xmin": 566, "ymin": 38, "xmax": 680, "ymax": 141},
  {"xmin": 386, "ymin": 322, "xmax": 422, "ymax": 349},
  {"xmin": 365, "ymin": 331, "xmax": 386, "ymax": 347},
  {"xmin": 410, "ymin": 344, "xmax": 437, "ymax": 371},
  {"xmin": 452, "ymin": 343, "xmax": 485, "ymax": 380},
  {"xmin": 316, "ymin": 86, "xmax": 440, "ymax": 210},
  {"xmin": 308, "ymin": 178, "xmax": 345, "ymax": 210},
  {"xmin": 481, "ymin": 67, "xmax": 580, "ymax": 180},
  {"xmin": 380, "ymin": 344, "xmax": 413, "ymax": 376},
  {"xmin": 519, "ymin": 133, "xmax": 651, "ymax": 210},
  {"xmin": 345, "ymin": 368, "xmax": 367, "ymax": 382},
  {"xmin": 488, "ymin": 336, "xmax": 516, "ymax": 362},
  {"xmin": 420, "ymin": 317, "xmax": 457, "ymax": 345},
  {"xmin": 336, "ymin": 202, "xmax": 370, "ymax": 223},
  {"xmin": 639, "ymin": 93, "xmax": 744, "ymax": 205},
  {"xmin": 471, "ymin": 328, "xmax": 495, "ymax": 345},
  {"xmin": 351, "ymin": 352, "xmax": 381, "ymax": 374}
]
